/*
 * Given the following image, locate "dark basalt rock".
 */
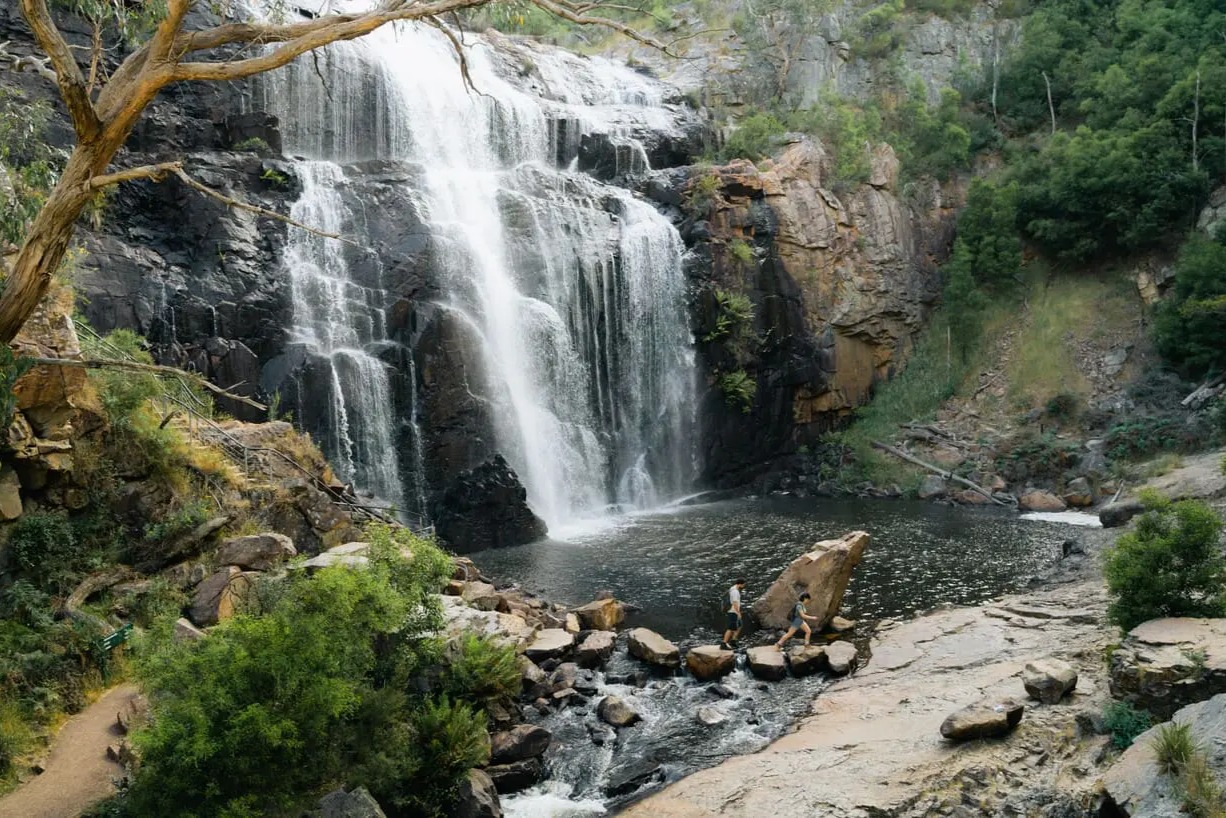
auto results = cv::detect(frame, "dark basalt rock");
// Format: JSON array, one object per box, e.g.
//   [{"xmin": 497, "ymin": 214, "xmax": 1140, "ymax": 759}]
[{"xmin": 434, "ymin": 455, "xmax": 547, "ymax": 553}]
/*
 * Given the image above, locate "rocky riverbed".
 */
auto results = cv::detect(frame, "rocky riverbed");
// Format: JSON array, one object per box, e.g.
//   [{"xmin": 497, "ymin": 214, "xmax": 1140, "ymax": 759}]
[{"xmin": 620, "ymin": 527, "xmax": 1117, "ymax": 818}]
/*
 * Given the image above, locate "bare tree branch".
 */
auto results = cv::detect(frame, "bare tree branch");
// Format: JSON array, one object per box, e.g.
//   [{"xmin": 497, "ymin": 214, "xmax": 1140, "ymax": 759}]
[
  {"xmin": 87, "ymin": 161, "xmax": 358, "ymax": 246},
  {"xmin": 17, "ymin": 0, "xmax": 102, "ymax": 139},
  {"xmin": 27, "ymin": 356, "xmax": 268, "ymax": 410},
  {"xmin": 0, "ymin": 39, "xmax": 57, "ymax": 82}
]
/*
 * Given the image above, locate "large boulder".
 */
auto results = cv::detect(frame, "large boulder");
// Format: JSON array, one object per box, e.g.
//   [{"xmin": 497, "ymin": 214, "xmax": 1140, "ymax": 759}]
[
  {"xmin": 1109, "ymin": 618, "xmax": 1226, "ymax": 719},
  {"xmin": 598, "ymin": 695, "xmax": 642, "ymax": 727},
  {"xmin": 786, "ymin": 645, "xmax": 828, "ymax": 676},
  {"xmin": 1019, "ymin": 490, "xmax": 1067, "ymax": 512},
  {"xmin": 485, "ymin": 759, "xmax": 543, "ymax": 794},
  {"xmin": 523, "ymin": 628, "xmax": 575, "ymax": 663},
  {"xmin": 1101, "ymin": 500, "xmax": 1145, "ymax": 528},
  {"xmin": 752, "ymin": 531, "xmax": 869, "ymax": 630},
  {"xmin": 215, "ymin": 532, "xmax": 296, "ymax": 570},
  {"xmin": 318, "ymin": 786, "xmax": 387, "ymax": 818},
  {"xmin": 627, "ymin": 627, "xmax": 680, "ymax": 668},
  {"xmin": 1062, "ymin": 477, "xmax": 1095, "ymax": 508},
  {"xmin": 188, "ymin": 567, "xmax": 253, "ymax": 626},
  {"xmin": 490, "ymin": 724, "xmax": 551, "ymax": 764},
  {"xmin": 917, "ymin": 474, "xmax": 947, "ymax": 500},
  {"xmin": 434, "ymin": 455, "xmax": 548, "ymax": 553},
  {"xmin": 1102, "ymin": 694, "xmax": 1226, "ymax": 817},
  {"xmin": 518, "ymin": 656, "xmax": 549, "ymax": 699},
  {"xmin": 573, "ymin": 598, "xmax": 625, "ymax": 631},
  {"xmin": 575, "ymin": 631, "xmax": 616, "ymax": 668},
  {"xmin": 686, "ymin": 645, "xmax": 735, "ymax": 681},
  {"xmin": 1022, "ymin": 658, "xmax": 1078, "ymax": 704},
  {"xmin": 825, "ymin": 641, "xmax": 858, "ymax": 675},
  {"xmin": 940, "ymin": 700, "xmax": 1024, "ymax": 741},
  {"xmin": 454, "ymin": 769, "xmax": 503, "ymax": 818},
  {"xmin": 746, "ymin": 646, "xmax": 788, "ymax": 681}
]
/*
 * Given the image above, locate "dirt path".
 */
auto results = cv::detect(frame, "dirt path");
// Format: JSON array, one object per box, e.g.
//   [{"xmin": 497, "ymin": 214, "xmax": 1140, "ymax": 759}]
[{"xmin": 0, "ymin": 683, "xmax": 139, "ymax": 818}]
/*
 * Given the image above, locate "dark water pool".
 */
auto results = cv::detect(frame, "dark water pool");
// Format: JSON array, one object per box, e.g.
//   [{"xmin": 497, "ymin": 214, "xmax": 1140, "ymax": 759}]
[{"xmin": 468, "ymin": 496, "xmax": 1086, "ymax": 816}]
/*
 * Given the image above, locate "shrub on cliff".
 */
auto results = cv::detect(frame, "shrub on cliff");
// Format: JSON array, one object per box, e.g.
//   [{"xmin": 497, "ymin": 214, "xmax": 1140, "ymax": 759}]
[
  {"xmin": 124, "ymin": 527, "xmax": 477, "ymax": 817},
  {"xmin": 1105, "ymin": 495, "xmax": 1226, "ymax": 632}
]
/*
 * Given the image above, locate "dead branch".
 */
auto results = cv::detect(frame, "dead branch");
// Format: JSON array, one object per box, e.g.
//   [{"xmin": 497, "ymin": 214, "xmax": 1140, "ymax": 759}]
[
  {"xmin": 0, "ymin": 40, "xmax": 57, "ymax": 82},
  {"xmin": 870, "ymin": 440, "xmax": 1008, "ymax": 506},
  {"xmin": 26, "ymin": 356, "xmax": 268, "ymax": 411},
  {"xmin": 17, "ymin": 0, "xmax": 101, "ymax": 139},
  {"xmin": 87, "ymin": 161, "xmax": 356, "ymax": 246},
  {"xmin": 59, "ymin": 566, "xmax": 135, "ymax": 615}
]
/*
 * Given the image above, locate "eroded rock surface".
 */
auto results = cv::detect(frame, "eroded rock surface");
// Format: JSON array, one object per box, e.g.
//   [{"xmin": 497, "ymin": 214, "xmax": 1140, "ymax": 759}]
[
  {"xmin": 1109, "ymin": 618, "xmax": 1226, "ymax": 720},
  {"xmin": 627, "ymin": 628, "xmax": 681, "ymax": 668},
  {"xmin": 687, "ymin": 645, "xmax": 736, "ymax": 681}
]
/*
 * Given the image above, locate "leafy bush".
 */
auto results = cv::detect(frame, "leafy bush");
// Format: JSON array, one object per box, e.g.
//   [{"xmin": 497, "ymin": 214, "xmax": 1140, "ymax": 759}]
[
  {"xmin": 125, "ymin": 527, "xmax": 458, "ymax": 817},
  {"xmin": 1105, "ymin": 498, "xmax": 1226, "ymax": 631},
  {"xmin": 1104, "ymin": 414, "xmax": 1207, "ymax": 461},
  {"xmin": 993, "ymin": 432, "xmax": 1081, "ymax": 484},
  {"xmin": 7, "ymin": 512, "xmax": 90, "ymax": 594},
  {"xmin": 1154, "ymin": 233, "xmax": 1226, "ymax": 379},
  {"xmin": 1044, "ymin": 392, "xmax": 1080, "ymax": 422},
  {"xmin": 721, "ymin": 113, "xmax": 788, "ymax": 161},
  {"xmin": 142, "ymin": 498, "xmax": 211, "ymax": 543},
  {"xmin": 728, "ymin": 238, "xmax": 754, "ymax": 265},
  {"xmin": 702, "ymin": 289, "xmax": 755, "ymax": 348},
  {"xmin": 1102, "ymin": 701, "xmax": 1153, "ymax": 750},
  {"xmin": 439, "ymin": 634, "xmax": 520, "ymax": 708},
  {"xmin": 88, "ymin": 329, "xmax": 163, "ymax": 427},
  {"xmin": 684, "ymin": 170, "xmax": 722, "ymax": 216}
]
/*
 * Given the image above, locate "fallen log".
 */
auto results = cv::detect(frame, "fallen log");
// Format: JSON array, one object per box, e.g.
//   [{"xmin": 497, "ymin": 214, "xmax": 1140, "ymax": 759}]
[{"xmin": 870, "ymin": 440, "xmax": 1008, "ymax": 506}]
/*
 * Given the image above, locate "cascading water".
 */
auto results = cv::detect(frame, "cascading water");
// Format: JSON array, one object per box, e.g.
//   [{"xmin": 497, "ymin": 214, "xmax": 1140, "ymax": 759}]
[
  {"xmin": 279, "ymin": 162, "xmax": 406, "ymax": 511},
  {"xmin": 262, "ymin": 16, "xmax": 695, "ymax": 527}
]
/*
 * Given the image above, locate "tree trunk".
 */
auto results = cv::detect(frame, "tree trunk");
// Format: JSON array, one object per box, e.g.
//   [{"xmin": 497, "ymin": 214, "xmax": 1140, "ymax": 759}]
[
  {"xmin": 1042, "ymin": 70, "xmax": 1056, "ymax": 135},
  {"xmin": 0, "ymin": 144, "xmax": 101, "ymax": 343}
]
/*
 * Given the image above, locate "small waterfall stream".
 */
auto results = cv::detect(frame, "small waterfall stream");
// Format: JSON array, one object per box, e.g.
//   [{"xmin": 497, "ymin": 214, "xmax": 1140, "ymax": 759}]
[{"xmin": 263, "ymin": 21, "xmax": 696, "ymax": 527}]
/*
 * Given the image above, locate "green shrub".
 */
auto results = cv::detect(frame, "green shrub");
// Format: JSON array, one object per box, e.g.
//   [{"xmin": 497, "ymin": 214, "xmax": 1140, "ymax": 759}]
[
  {"xmin": 142, "ymin": 498, "xmax": 211, "ymax": 544},
  {"xmin": 125, "ymin": 527, "xmax": 457, "ymax": 817},
  {"xmin": 728, "ymin": 238, "xmax": 754, "ymax": 265},
  {"xmin": 1153, "ymin": 721, "xmax": 1197, "ymax": 776},
  {"xmin": 722, "ymin": 112, "xmax": 787, "ymax": 161},
  {"xmin": 1044, "ymin": 392, "xmax": 1080, "ymax": 422},
  {"xmin": 233, "ymin": 137, "xmax": 270, "ymax": 152},
  {"xmin": 1105, "ymin": 498, "xmax": 1226, "ymax": 632},
  {"xmin": 87, "ymin": 329, "xmax": 163, "ymax": 427},
  {"xmin": 685, "ymin": 170, "xmax": 722, "ymax": 216},
  {"xmin": 7, "ymin": 512, "xmax": 89, "ymax": 594},
  {"xmin": 1154, "ymin": 233, "xmax": 1226, "ymax": 380},
  {"xmin": 1180, "ymin": 752, "xmax": 1226, "ymax": 818},
  {"xmin": 1104, "ymin": 414, "xmax": 1205, "ymax": 461},
  {"xmin": 702, "ymin": 289, "xmax": 755, "ymax": 349},
  {"xmin": 439, "ymin": 634, "xmax": 520, "ymax": 708},
  {"xmin": 1102, "ymin": 701, "xmax": 1153, "ymax": 749}
]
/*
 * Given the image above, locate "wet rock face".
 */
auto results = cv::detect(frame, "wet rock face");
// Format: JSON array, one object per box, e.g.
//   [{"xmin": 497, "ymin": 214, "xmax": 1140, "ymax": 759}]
[
  {"xmin": 666, "ymin": 139, "xmax": 951, "ymax": 487},
  {"xmin": 433, "ymin": 455, "xmax": 548, "ymax": 553}
]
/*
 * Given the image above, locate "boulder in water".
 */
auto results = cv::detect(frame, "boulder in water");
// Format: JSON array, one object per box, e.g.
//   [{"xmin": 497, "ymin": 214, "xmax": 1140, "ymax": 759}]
[
  {"xmin": 598, "ymin": 695, "xmax": 642, "ymax": 727},
  {"xmin": 917, "ymin": 475, "xmax": 947, "ymax": 499},
  {"xmin": 1062, "ymin": 477, "xmax": 1095, "ymax": 508},
  {"xmin": 627, "ymin": 627, "xmax": 680, "ymax": 668},
  {"xmin": 786, "ymin": 645, "xmax": 828, "ymax": 676},
  {"xmin": 825, "ymin": 641, "xmax": 858, "ymax": 675},
  {"xmin": 753, "ymin": 531, "xmax": 869, "ymax": 630},
  {"xmin": 490, "ymin": 724, "xmax": 551, "ymax": 764},
  {"xmin": 575, "ymin": 631, "xmax": 616, "ymax": 668},
  {"xmin": 485, "ymin": 759, "xmax": 543, "ymax": 794},
  {"xmin": 454, "ymin": 769, "xmax": 503, "ymax": 818},
  {"xmin": 746, "ymin": 646, "xmax": 788, "ymax": 681},
  {"xmin": 524, "ymin": 628, "xmax": 574, "ymax": 662},
  {"xmin": 1019, "ymin": 489, "xmax": 1066, "ymax": 512},
  {"xmin": 573, "ymin": 598, "xmax": 625, "ymax": 630},
  {"xmin": 434, "ymin": 455, "xmax": 547, "ymax": 554},
  {"xmin": 1022, "ymin": 658, "xmax": 1078, "ymax": 704},
  {"xmin": 939, "ymin": 699, "xmax": 1024, "ymax": 741},
  {"xmin": 686, "ymin": 645, "xmax": 735, "ymax": 681},
  {"xmin": 695, "ymin": 705, "xmax": 728, "ymax": 726},
  {"xmin": 1101, "ymin": 500, "xmax": 1145, "ymax": 528},
  {"xmin": 605, "ymin": 758, "xmax": 664, "ymax": 797}
]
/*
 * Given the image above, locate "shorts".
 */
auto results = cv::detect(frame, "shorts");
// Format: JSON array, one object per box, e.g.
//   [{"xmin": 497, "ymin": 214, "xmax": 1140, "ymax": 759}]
[
  {"xmin": 791, "ymin": 617, "xmax": 804, "ymax": 630},
  {"xmin": 726, "ymin": 611, "xmax": 741, "ymax": 630}
]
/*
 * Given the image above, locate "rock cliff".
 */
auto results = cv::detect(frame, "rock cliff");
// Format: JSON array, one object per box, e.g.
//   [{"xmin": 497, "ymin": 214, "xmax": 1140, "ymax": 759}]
[{"xmin": 653, "ymin": 138, "xmax": 954, "ymax": 486}]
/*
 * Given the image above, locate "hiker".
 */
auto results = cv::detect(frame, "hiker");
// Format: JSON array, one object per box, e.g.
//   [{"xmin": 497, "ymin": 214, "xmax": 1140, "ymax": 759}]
[
  {"xmin": 721, "ymin": 578, "xmax": 747, "ymax": 650},
  {"xmin": 774, "ymin": 591, "xmax": 819, "ymax": 649}
]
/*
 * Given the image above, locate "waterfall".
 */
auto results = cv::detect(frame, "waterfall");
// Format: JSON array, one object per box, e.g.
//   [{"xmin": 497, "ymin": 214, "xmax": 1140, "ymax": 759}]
[
  {"xmin": 263, "ymin": 21, "xmax": 695, "ymax": 527},
  {"xmin": 279, "ymin": 162, "xmax": 406, "ymax": 511}
]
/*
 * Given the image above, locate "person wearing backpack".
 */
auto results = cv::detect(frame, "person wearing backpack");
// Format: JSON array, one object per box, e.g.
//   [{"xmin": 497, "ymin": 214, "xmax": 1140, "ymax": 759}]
[
  {"xmin": 774, "ymin": 591, "xmax": 818, "ymax": 649},
  {"xmin": 721, "ymin": 578, "xmax": 747, "ymax": 651}
]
